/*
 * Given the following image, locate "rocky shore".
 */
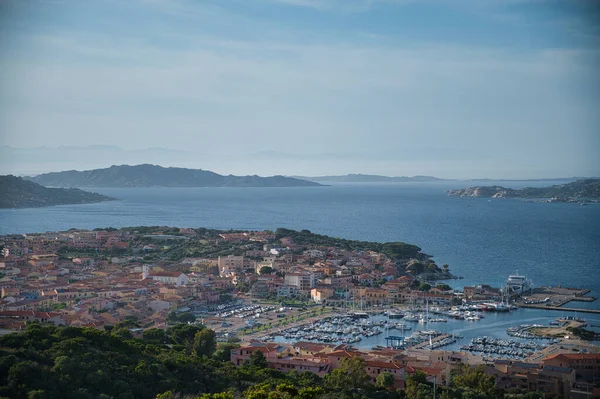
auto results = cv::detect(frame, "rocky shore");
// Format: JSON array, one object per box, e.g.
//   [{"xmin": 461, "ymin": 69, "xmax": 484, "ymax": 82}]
[
  {"xmin": 404, "ymin": 259, "xmax": 460, "ymax": 281},
  {"xmin": 447, "ymin": 179, "xmax": 600, "ymax": 203}
]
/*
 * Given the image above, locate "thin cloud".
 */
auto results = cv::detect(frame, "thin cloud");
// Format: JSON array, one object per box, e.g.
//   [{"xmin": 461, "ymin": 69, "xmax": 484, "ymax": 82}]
[{"xmin": 0, "ymin": 0, "xmax": 598, "ymax": 178}]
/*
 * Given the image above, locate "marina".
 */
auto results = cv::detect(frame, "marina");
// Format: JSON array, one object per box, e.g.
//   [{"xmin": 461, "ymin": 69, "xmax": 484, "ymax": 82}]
[
  {"xmin": 206, "ymin": 271, "xmax": 600, "ymax": 361},
  {"xmin": 248, "ymin": 306, "xmax": 600, "ymax": 358},
  {"xmin": 460, "ymin": 336, "xmax": 551, "ymax": 359}
]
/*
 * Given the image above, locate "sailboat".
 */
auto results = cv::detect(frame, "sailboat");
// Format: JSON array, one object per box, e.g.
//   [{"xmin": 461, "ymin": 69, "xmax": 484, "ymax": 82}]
[{"xmin": 418, "ymin": 295, "xmax": 429, "ymax": 324}]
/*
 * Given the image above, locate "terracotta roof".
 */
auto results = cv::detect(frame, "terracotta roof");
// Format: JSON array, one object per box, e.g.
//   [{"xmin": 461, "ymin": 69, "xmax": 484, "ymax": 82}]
[
  {"xmin": 327, "ymin": 350, "xmax": 361, "ymax": 358},
  {"xmin": 366, "ymin": 360, "xmax": 404, "ymax": 370},
  {"xmin": 274, "ymin": 356, "xmax": 328, "ymax": 365},
  {"xmin": 0, "ymin": 310, "xmax": 61, "ymax": 318},
  {"xmin": 149, "ymin": 271, "xmax": 184, "ymax": 278},
  {"xmin": 544, "ymin": 353, "xmax": 600, "ymax": 361},
  {"xmin": 415, "ymin": 366, "xmax": 445, "ymax": 375},
  {"xmin": 294, "ymin": 341, "xmax": 330, "ymax": 352}
]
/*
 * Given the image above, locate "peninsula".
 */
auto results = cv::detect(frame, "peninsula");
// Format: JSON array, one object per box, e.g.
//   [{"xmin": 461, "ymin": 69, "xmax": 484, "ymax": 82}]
[
  {"xmin": 0, "ymin": 175, "xmax": 115, "ymax": 209},
  {"xmin": 447, "ymin": 179, "xmax": 600, "ymax": 203},
  {"xmin": 26, "ymin": 164, "xmax": 322, "ymax": 188}
]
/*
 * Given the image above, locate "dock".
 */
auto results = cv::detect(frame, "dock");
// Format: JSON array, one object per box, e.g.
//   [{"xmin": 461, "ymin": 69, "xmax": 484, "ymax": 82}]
[
  {"xmin": 519, "ymin": 304, "xmax": 600, "ymax": 314},
  {"xmin": 517, "ymin": 286, "xmax": 596, "ymax": 308},
  {"xmin": 409, "ymin": 333, "xmax": 453, "ymax": 350}
]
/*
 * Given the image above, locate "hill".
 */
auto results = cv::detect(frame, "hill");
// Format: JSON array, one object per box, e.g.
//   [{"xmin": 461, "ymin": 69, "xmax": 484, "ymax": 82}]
[
  {"xmin": 0, "ymin": 175, "xmax": 115, "ymax": 209},
  {"xmin": 27, "ymin": 164, "xmax": 323, "ymax": 188},
  {"xmin": 447, "ymin": 179, "xmax": 600, "ymax": 203},
  {"xmin": 294, "ymin": 174, "xmax": 445, "ymax": 183}
]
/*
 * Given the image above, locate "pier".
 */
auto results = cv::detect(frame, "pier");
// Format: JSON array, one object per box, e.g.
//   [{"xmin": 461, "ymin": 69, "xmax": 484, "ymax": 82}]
[
  {"xmin": 409, "ymin": 333, "xmax": 453, "ymax": 350},
  {"xmin": 517, "ymin": 286, "xmax": 597, "ymax": 308},
  {"xmin": 519, "ymin": 304, "xmax": 600, "ymax": 314}
]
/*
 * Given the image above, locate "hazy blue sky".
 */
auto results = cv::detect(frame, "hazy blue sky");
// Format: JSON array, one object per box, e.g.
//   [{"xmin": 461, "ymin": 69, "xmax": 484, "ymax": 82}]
[{"xmin": 0, "ymin": 0, "xmax": 599, "ymax": 178}]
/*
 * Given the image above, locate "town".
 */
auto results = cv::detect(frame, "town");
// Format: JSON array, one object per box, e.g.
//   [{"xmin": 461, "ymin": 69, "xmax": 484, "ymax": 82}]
[{"xmin": 0, "ymin": 226, "xmax": 598, "ymax": 398}]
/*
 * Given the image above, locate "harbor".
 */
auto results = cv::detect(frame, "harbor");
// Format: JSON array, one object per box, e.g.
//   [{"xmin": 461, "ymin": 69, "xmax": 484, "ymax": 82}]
[
  {"xmin": 209, "ymin": 272, "xmax": 600, "ymax": 360},
  {"xmin": 245, "ymin": 307, "xmax": 600, "ymax": 358}
]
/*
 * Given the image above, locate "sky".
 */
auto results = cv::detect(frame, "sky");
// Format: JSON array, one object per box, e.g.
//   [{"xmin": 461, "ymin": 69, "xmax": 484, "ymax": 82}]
[{"xmin": 0, "ymin": 0, "xmax": 599, "ymax": 179}]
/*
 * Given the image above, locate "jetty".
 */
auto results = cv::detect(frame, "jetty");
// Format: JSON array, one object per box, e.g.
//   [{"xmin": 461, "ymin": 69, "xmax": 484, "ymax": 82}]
[
  {"xmin": 409, "ymin": 333, "xmax": 454, "ymax": 350},
  {"xmin": 519, "ymin": 304, "xmax": 600, "ymax": 314},
  {"xmin": 517, "ymin": 286, "xmax": 596, "ymax": 308}
]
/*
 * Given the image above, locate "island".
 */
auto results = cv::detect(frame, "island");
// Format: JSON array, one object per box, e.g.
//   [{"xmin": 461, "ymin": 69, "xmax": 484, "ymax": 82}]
[
  {"xmin": 26, "ymin": 164, "xmax": 323, "ymax": 188},
  {"xmin": 295, "ymin": 173, "xmax": 445, "ymax": 183},
  {"xmin": 447, "ymin": 179, "xmax": 600, "ymax": 203},
  {"xmin": 0, "ymin": 175, "xmax": 115, "ymax": 209}
]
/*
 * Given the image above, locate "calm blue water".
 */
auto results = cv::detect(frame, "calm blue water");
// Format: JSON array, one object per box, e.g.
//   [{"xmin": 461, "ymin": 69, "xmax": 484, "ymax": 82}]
[{"xmin": 1, "ymin": 181, "xmax": 599, "ymax": 308}]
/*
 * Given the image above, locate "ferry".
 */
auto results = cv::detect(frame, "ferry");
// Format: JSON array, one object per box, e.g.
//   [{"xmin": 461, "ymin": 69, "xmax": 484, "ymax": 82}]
[{"xmin": 506, "ymin": 272, "xmax": 533, "ymax": 295}]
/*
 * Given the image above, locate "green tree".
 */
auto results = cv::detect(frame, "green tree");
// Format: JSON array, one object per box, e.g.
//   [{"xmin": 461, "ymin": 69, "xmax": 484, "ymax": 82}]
[
  {"xmin": 405, "ymin": 371, "xmax": 433, "ymax": 399},
  {"xmin": 143, "ymin": 328, "xmax": 167, "ymax": 344},
  {"xmin": 27, "ymin": 390, "xmax": 46, "ymax": 399},
  {"xmin": 177, "ymin": 312, "xmax": 197, "ymax": 324},
  {"xmin": 419, "ymin": 282, "xmax": 431, "ymax": 292},
  {"xmin": 198, "ymin": 393, "xmax": 235, "ymax": 399},
  {"xmin": 193, "ymin": 329, "xmax": 217, "ymax": 357},
  {"xmin": 247, "ymin": 350, "xmax": 268, "ymax": 368},
  {"xmin": 324, "ymin": 356, "xmax": 370, "ymax": 392},
  {"xmin": 259, "ymin": 266, "xmax": 274, "ymax": 275},
  {"xmin": 167, "ymin": 324, "xmax": 203, "ymax": 348},
  {"xmin": 426, "ymin": 263, "xmax": 439, "ymax": 272},
  {"xmin": 115, "ymin": 319, "xmax": 140, "ymax": 329},
  {"xmin": 451, "ymin": 364, "xmax": 497, "ymax": 398},
  {"xmin": 155, "ymin": 391, "xmax": 177, "ymax": 399},
  {"xmin": 167, "ymin": 311, "xmax": 196, "ymax": 324},
  {"xmin": 375, "ymin": 372, "xmax": 395, "ymax": 390},
  {"xmin": 214, "ymin": 343, "xmax": 239, "ymax": 362},
  {"xmin": 407, "ymin": 262, "xmax": 425, "ymax": 274},
  {"xmin": 110, "ymin": 326, "xmax": 133, "ymax": 340}
]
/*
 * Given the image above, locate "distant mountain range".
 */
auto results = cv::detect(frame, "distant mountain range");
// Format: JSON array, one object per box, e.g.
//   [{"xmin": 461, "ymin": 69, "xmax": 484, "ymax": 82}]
[
  {"xmin": 447, "ymin": 179, "xmax": 600, "ymax": 202},
  {"xmin": 294, "ymin": 174, "xmax": 446, "ymax": 183},
  {"xmin": 0, "ymin": 175, "xmax": 115, "ymax": 209},
  {"xmin": 27, "ymin": 164, "xmax": 323, "ymax": 188}
]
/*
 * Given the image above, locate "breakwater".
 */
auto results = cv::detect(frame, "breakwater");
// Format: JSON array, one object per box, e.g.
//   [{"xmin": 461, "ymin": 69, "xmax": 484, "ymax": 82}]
[{"xmin": 519, "ymin": 304, "xmax": 600, "ymax": 314}]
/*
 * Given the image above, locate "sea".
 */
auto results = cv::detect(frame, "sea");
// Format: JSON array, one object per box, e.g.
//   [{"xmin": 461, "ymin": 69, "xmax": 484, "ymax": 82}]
[{"xmin": 1, "ymin": 180, "xmax": 599, "ymax": 349}]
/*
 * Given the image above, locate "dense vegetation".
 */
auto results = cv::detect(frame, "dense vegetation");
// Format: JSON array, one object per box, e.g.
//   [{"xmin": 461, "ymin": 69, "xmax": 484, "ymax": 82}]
[
  {"xmin": 0, "ymin": 323, "xmax": 553, "ymax": 399},
  {"xmin": 0, "ymin": 175, "xmax": 114, "ymax": 209},
  {"xmin": 275, "ymin": 229, "xmax": 423, "ymax": 260},
  {"xmin": 38, "ymin": 226, "xmax": 426, "ymax": 266},
  {"xmin": 27, "ymin": 164, "xmax": 322, "ymax": 188},
  {"xmin": 566, "ymin": 326, "xmax": 599, "ymax": 341}
]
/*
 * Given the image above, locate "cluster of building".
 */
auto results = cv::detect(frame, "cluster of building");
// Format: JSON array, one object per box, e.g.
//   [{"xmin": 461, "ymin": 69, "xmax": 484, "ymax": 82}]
[
  {"xmin": 0, "ymin": 227, "xmax": 598, "ymax": 397},
  {"xmin": 0, "ymin": 227, "xmax": 541, "ymax": 331},
  {"xmin": 232, "ymin": 342, "xmax": 600, "ymax": 398},
  {"xmin": 0, "ymin": 229, "xmax": 236, "ymax": 330}
]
